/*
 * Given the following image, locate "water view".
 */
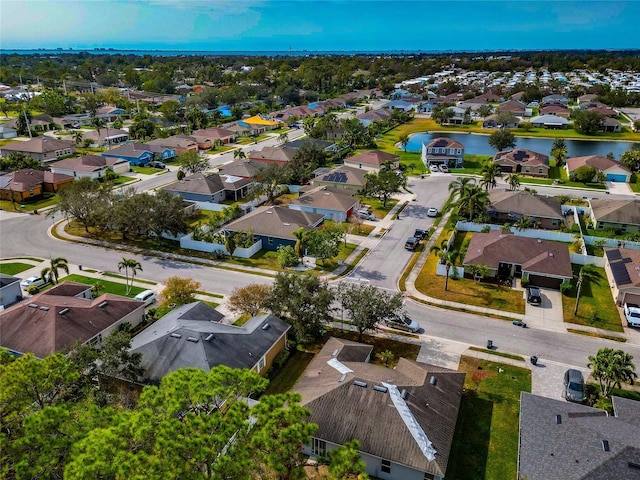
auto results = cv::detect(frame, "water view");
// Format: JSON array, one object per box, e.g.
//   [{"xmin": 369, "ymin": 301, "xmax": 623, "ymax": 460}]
[{"xmin": 406, "ymin": 132, "xmax": 638, "ymax": 158}]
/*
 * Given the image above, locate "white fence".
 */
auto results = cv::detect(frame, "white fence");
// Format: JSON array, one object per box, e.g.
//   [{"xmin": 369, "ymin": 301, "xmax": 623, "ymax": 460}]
[
  {"xmin": 436, "ymin": 263, "xmax": 465, "ymax": 277},
  {"xmin": 180, "ymin": 232, "xmax": 262, "ymax": 258}
]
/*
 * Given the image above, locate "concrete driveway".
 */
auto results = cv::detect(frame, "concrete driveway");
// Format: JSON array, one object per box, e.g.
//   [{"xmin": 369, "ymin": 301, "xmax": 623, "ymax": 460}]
[
  {"xmin": 605, "ymin": 181, "xmax": 632, "ymax": 195},
  {"xmin": 531, "ymin": 358, "xmax": 591, "ymax": 403},
  {"xmin": 524, "ymin": 288, "xmax": 565, "ymax": 332}
]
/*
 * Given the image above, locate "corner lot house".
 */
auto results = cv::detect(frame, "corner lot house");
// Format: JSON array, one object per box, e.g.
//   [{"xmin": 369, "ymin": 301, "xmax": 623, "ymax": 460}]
[
  {"xmin": 130, "ymin": 301, "xmax": 290, "ymax": 384},
  {"xmin": 567, "ymin": 155, "xmax": 632, "ymax": 183},
  {"xmin": 493, "ymin": 149, "xmax": 550, "ymax": 177},
  {"xmin": 295, "ymin": 337, "xmax": 465, "ymax": 480},
  {"xmin": 0, "ymin": 168, "xmax": 73, "ymax": 202},
  {"xmin": 518, "ymin": 392, "xmax": 640, "ymax": 480},
  {"xmin": 463, "ymin": 231, "xmax": 572, "ymax": 288},
  {"xmin": 288, "ymin": 185, "xmax": 359, "ymax": 222},
  {"xmin": 50, "ymin": 154, "xmax": 130, "ymax": 180},
  {"xmin": 344, "ymin": 150, "xmax": 400, "ymax": 172},
  {"xmin": 248, "ymin": 145, "xmax": 298, "ymax": 166},
  {"xmin": 0, "ymin": 282, "xmax": 145, "ymax": 358},
  {"xmin": 421, "ymin": 138, "xmax": 465, "ymax": 168},
  {"xmin": 163, "ymin": 172, "xmax": 253, "ymax": 203},
  {"xmin": 0, "ymin": 137, "xmax": 75, "ymax": 163},
  {"xmin": 486, "ymin": 190, "xmax": 564, "ymax": 229},
  {"xmin": 604, "ymin": 247, "xmax": 640, "ymax": 307},
  {"xmin": 588, "ymin": 198, "xmax": 640, "ymax": 233}
]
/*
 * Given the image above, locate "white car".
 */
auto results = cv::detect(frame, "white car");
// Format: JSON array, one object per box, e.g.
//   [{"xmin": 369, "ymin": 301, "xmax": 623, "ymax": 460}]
[
  {"xmin": 427, "ymin": 207, "xmax": 438, "ymax": 217},
  {"xmin": 439, "ymin": 164, "xmax": 449, "ymax": 173},
  {"xmin": 429, "ymin": 164, "xmax": 439, "ymax": 173},
  {"xmin": 21, "ymin": 275, "xmax": 49, "ymax": 290},
  {"xmin": 386, "ymin": 315, "xmax": 420, "ymax": 333},
  {"xmin": 624, "ymin": 303, "xmax": 640, "ymax": 327}
]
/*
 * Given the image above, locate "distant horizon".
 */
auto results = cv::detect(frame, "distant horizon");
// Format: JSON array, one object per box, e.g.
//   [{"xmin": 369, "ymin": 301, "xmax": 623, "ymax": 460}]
[{"xmin": 1, "ymin": 1, "xmax": 638, "ymax": 52}]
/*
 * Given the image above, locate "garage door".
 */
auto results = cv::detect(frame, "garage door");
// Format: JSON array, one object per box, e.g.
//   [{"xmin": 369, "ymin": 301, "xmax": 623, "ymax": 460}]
[
  {"xmin": 606, "ymin": 174, "xmax": 627, "ymax": 182},
  {"xmin": 528, "ymin": 275, "xmax": 563, "ymax": 289}
]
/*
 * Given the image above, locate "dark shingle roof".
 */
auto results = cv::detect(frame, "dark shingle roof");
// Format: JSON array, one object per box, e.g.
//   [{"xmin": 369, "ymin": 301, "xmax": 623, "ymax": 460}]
[
  {"xmin": 487, "ymin": 190, "xmax": 562, "ymax": 219},
  {"xmin": 0, "ymin": 274, "xmax": 20, "ymax": 288},
  {"xmin": 163, "ymin": 173, "xmax": 225, "ymax": 196},
  {"xmin": 590, "ymin": 198, "xmax": 640, "ymax": 226},
  {"xmin": 224, "ymin": 206, "xmax": 324, "ymax": 240}
]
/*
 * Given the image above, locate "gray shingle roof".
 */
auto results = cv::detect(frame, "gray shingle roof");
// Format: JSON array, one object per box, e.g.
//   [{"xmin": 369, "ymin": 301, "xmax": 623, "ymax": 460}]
[
  {"xmin": 487, "ymin": 190, "xmax": 562, "ymax": 219},
  {"xmin": 590, "ymin": 198, "xmax": 640, "ymax": 226},
  {"xmin": 224, "ymin": 206, "xmax": 324, "ymax": 240},
  {"xmin": 518, "ymin": 392, "xmax": 640, "ymax": 480},
  {"xmin": 289, "ymin": 186, "xmax": 358, "ymax": 212},
  {"xmin": 163, "ymin": 173, "xmax": 225, "ymax": 196}
]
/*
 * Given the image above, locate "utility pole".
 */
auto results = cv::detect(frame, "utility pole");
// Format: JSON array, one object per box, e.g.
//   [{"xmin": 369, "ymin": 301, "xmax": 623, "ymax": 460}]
[
  {"xmin": 63, "ymin": 80, "xmax": 67, "ymax": 95},
  {"xmin": 23, "ymin": 109, "xmax": 32, "ymax": 139}
]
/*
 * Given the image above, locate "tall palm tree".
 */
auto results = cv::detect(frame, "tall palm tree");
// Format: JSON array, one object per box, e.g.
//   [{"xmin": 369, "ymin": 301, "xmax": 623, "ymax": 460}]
[
  {"xmin": 588, "ymin": 348, "xmax": 637, "ymax": 398},
  {"xmin": 574, "ymin": 264, "xmax": 602, "ymax": 315},
  {"xmin": 292, "ymin": 227, "xmax": 307, "ymax": 260},
  {"xmin": 278, "ymin": 132, "xmax": 289, "ymax": 145},
  {"xmin": 506, "ymin": 173, "xmax": 521, "ymax": 191},
  {"xmin": 41, "ymin": 257, "xmax": 69, "ymax": 285},
  {"xmin": 118, "ymin": 257, "xmax": 143, "ymax": 296},
  {"xmin": 398, "ymin": 134, "xmax": 410, "ymax": 152},
  {"xmin": 456, "ymin": 185, "xmax": 489, "ymax": 221},
  {"xmin": 448, "ymin": 176, "xmax": 476, "ymax": 201},
  {"xmin": 72, "ymin": 130, "xmax": 84, "ymax": 146},
  {"xmin": 430, "ymin": 241, "xmax": 459, "ymax": 291},
  {"xmin": 514, "ymin": 216, "xmax": 532, "ymax": 231},
  {"xmin": 480, "ymin": 161, "xmax": 502, "ymax": 190},
  {"xmin": 233, "ymin": 149, "xmax": 246, "ymax": 161}
]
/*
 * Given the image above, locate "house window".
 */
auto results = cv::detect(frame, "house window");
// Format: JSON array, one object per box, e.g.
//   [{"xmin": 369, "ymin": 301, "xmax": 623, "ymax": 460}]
[
  {"xmin": 381, "ymin": 459, "xmax": 391, "ymax": 474},
  {"xmin": 538, "ymin": 168, "xmax": 543, "ymax": 174},
  {"xmin": 258, "ymin": 356, "xmax": 266, "ymax": 372},
  {"xmin": 525, "ymin": 167, "xmax": 530, "ymax": 172},
  {"xmin": 424, "ymin": 473, "xmax": 435, "ymax": 480},
  {"xmin": 552, "ymin": 219, "xmax": 558, "ymax": 226},
  {"xmin": 457, "ymin": 148, "xmax": 462, "ymax": 154},
  {"xmin": 28, "ymin": 189, "xmax": 34, "ymax": 196},
  {"xmin": 312, "ymin": 438, "xmax": 326, "ymax": 456},
  {"xmin": 268, "ymin": 237, "xmax": 274, "ymax": 245}
]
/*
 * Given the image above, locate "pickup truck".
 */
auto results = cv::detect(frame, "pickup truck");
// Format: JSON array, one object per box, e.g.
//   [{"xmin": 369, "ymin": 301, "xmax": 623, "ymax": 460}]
[{"xmin": 624, "ymin": 303, "xmax": 640, "ymax": 327}]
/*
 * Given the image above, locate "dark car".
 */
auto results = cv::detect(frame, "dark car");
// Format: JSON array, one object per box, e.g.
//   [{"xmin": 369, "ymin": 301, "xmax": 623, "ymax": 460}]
[
  {"xmin": 405, "ymin": 237, "xmax": 419, "ymax": 251},
  {"xmin": 149, "ymin": 161, "xmax": 166, "ymax": 169},
  {"xmin": 564, "ymin": 369, "xmax": 586, "ymax": 403},
  {"xmin": 414, "ymin": 229, "xmax": 428, "ymax": 240},
  {"xmin": 526, "ymin": 286, "xmax": 542, "ymax": 305}
]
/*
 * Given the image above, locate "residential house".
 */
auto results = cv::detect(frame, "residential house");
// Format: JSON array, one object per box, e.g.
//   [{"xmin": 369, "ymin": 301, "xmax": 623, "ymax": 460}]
[
  {"xmin": 463, "ymin": 231, "xmax": 573, "ymax": 288},
  {"xmin": 310, "ymin": 165, "xmax": 368, "ymax": 194},
  {"xmin": 421, "ymin": 137, "xmax": 465, "ymax": 168},
  {"xmin": 162, "ymin": 173, "xmax": 227, "ymax": 204},
  {"xmin": 136, "ymin": 142, "xmax": 177, "ymax": 161},
  {"xmin": 50, "ymin": 154, "xmax": 130, "ymax": 180},
  {"xmin": 223, "ymin": 206, "xmax": 324, "ymax": 252},
  {"xmin": 356, "ymin": 108, "xmax": 392, "ymax": 127},
  {"xmin": 283, "ymin": 138, "xmax": 338, "ymax": 155},
  {"xmin": 467, "ymin": 92, "xmax": 502, "ymax": 103},
  {"xmin": 604, "ymin": 247, "xmax": 640, "ymax": 307},
  {"xmin": 243, "ymin": 115, "xmax": 280, "ymax": 130},
  {"xmin": 529, "ymin": 114, "xmax": 570, "ymax": 129},
  {"xmin": 3, "ymin": 113, "xmax": 56, "ymax": 132},
  {"xmin": 541, "ymin": 94, "xmax": 569, "ymax": 104},
  {"xmin": 191, "ymin": 127, "xmax": 236, "ymax": 145},
  {"xmin": 0, "ymin": 274, "xmax": 22, "ymax": 310},
  {"xmin": 344, "ymin": 150, "xmax": 400, "ymax": 172},
  {"xmin": 217, "ymin": 159, "xmax": 265, "ymax": 179},
  {"xmin": 101, "ymin": 143, "xmax": 154, "ymax": 166},
  {"xmin": 493, "ymin": 149, "xmax": 550, "ymax": 177},
  {"xmin": 175, "ymin": 134, "xmax": 212, "ymax": 151},
  {"xmin": 147, "ymin": 135, "xmax": 199, "ymax": 154},
  {"xmin": 130, "ymin": 301, "xmax": 290, "ymax": 384},
  {"xmin": 288, "ymin": 185, "xmax": 359, "ymax": 222},
  {"xmin": 248, "ymin": 145, "xmax": 298, "ymax": 166},
  {"xmin": 486, "ymin": 190, "xmax": 564, "ymax": 229},
  {"xmin": 518, "ymin": 392, "xmax": 640, "ymax": 480},
  {"xmin": 577, "ymin": 94, "xmax": 598, "ymax": 105},
  {"xmin": 0, "ymin": 137, "xmax": 75, "ymax": 162},
  {"xmin": 567, "ymin": 155, "xmax": 632, "ymax": 182},
  {"xmin": 0, "ymin": 282, "xmax": 145, "ymax": 358},
  {"xmin": 226, "ymin": 120, "xmax": 265, "ymax": 137},
  {"xmin": 588, "ymin": 198, "xmax": 640, "ymax": 233},
  {"xmin": 601, "ymin": 117, "xmax": 622, "ymax": 133},
  {"xmin": 295, "ymin": 337, "xmax": 465, "ymax": 480},
  {"xmin": 382, "ymin": 99, "xmax": 415, "ymax": 112},
  {"xmin": 128, "ymin": 90, "xmax": 183, "ymax": 107},
  {"xmin": 95, "ymin": 105, "xmax": 127, "ymax": 122},
  {"xmin": 0, "ymin": 125, "xmax": 17, "ymax": 139},
  {"xmin": 497, "ymin": 99, "xmax": 527, "ymax": 116},
  {"xmin": 82, "ymin": 128, "xmax": 129, "ymax": 147},
  {"xmin": 540, "ymin": 104, "xmax": 571, "ymax": 118},
  {"xmin": 0, "ymin": 168, "xmax": 73, "ymax": 202},
  {"xmin": 482, "ymin": 114, "xmax": 519, "ymax": 129}
]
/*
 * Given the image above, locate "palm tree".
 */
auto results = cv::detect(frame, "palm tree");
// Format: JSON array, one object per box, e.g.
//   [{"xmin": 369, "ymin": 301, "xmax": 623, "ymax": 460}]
[
  {"xmin": 456, "ymin": 185, "xmax": 489, "ymax": 221},
  {"xmin": 480, "ymin": 161, "xmax": 502, "ymax": 190},
  {"xmin": 233, "ymin": 149, "xmax": 246, "ymax": 161},
  {"xmin": 41, "ymin": 257, "xmax": 69, "ymax": 285},
  {"xmin": 292, "ymin": 227, "xmax": 307, "ymax": 260},
  {"xmin": 118, "ymin": 257, "xmax": 143, "ymax": 296},
  {"xmin": 224, "ymin": 232, "xmax": 237, "ymax": 259},
  {"xmin": 398, "ymin": 134, "xmax": 410, "ymax": 152},
  {"xmin": 430, "ymin": 240, "xmax": 459, "ymax": 291},
  {"xmin": 278, "ymin": 132, "xmax": 289, "ymax": 145},
  {"xmin": 514, "ymin": 216, "xmax": 532, "ymax": 231},
  {"xmin": 574, "ymin": 264, "xmax": 602, "ymax": 315},
  {"xmin": 448, "ymin": 176, "xmax": 476, "ymax": 201},
  {"xmin": 72, "ymin": 130, "xmax": 84, "ymax": 146},
  {"xmin": 91, "ymin": 282, "xmax": 105, "ymax": 298},
  {"xmin": 506, "ymin": 173, "xmax": 521, "ymax": 191},
  {"xmin": 551, "ymin": 138, "xmax": 568, "ymax": 167},
  {"xmin": 588, "ymin": 348, "xmax": 637, "ymax": 397}
]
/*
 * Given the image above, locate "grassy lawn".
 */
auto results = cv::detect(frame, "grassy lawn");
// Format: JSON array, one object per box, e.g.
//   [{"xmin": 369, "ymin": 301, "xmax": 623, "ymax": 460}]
[
  {"xmin": 206, "ymin": 145, "xmax": 235, "ymax": 154},
  {"xmin": 110, "ymin": 176, "xmax": 136, "ymax": 186},
  {"xmin": 263, "ymin": 349, "xmax": 316, "ymax": 396},
  {"xmin": 356, "ymin": 195, "xmax": 398, "ymax": 218},
  {"xmin": 62, "ymin": 274, "xmax": 145, "ymax": 298},
  {"xmin": 449, "ymin": 155, "xmax": 492, "ymax": 175},
  {"xmin": 348, "ymin": 224, "xmax": 375, "ymax": 236},
  {"xmin": 447, "ymin": 356, "xmax": 531, "ymax": 480},
  {"xmin": 0, "ymin": 194, "xmax": 59, "ymax": 212},
  {"xmin": 468, "ymin": 346, "xmax": 526, "ymax": 361},
  {"xmin": 130, "ymin": 166, "xmax": 164, "ymax": 175},
  {"xmin": 102, "ymin": 272, "xmax": 157, "ymax": 285},
  {"xmin": 629, "ymin": 174, "xmax": 640, "ymax": 193},
  {"xmin": 415, "ymin": 230, "xmax": 526, "ymax": 314},
  {"xmin": 235, "ymin": 134, "xmax": 270, "ymax": 145},
  {"xmin": 562, "ymin": 265, "xmax": 623, "ymax": 332},
  {"xmin": 0, "ymin": 262, "xmax": 34, "ymax": 275}
]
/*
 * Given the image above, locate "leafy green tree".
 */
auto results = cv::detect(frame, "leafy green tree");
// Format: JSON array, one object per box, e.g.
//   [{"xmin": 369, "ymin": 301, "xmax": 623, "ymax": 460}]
[
  {"xmin": 264, "ymin": 272, "xmax": 334, "ymax": 343},
  {"xmin": 227, "ymin": 283, "xmax": 271, "ymax": 317},
  {"xmin": 455, "ymin": 183, "xmax": 489, "ymax": 220},
  {"xmin": 494, "ymin": 111, "xmax": 518, "ymax": 127},
  {"xmin": 149, "ymin": 190, "xmax": 188, "ymax": 239},
  {"xmin": 178, "ymin": 150, "xmax": 209, "ymax": 174},
  {"xmin": 278, "ymin": 131, "xmax": 289, "ymax": 145},
  {"xmin": 488, "ymin": 128, "xmax": 516, "ymax": 151},
  {"xmin": 364, "ymin": 168, "xmax": 405, "ymax": 207},
  {"xmin": 160, "ymin": 276, "xmax": 200, "ymax": 308},
  {"xmin": 41, "ymin": 257, "xmax": 69, "ymax": 285},
  {"xmin": 234, "ymin": 149, "xmax": 247, "ymax": 160},
  {"xmin": 574, "ymin": 264, "xmax": 602, "ymax": 315},
  {"xmin": 55, "ymin": 177, "xmax": 112, "ymax": 233},
  {"xmin": 572, "ymin": 109, "xmax": 605, "ymax": 135},
  {"xmin": 278, "ymin": 244, "xmax": 300, "ymax": 268},
  {"xmin": 328, "ymin": 439, "xmax": 369, "ymax": 480},
  {"xmin": 377, "ymin": 350, "xmax": 394, "ymax": 366},
  {"xmin": 588, "ymin": 348, "xmax": 637, "ymax": 397},
  {"xmin": 30, "ymin": 90, "xmax": 71, "ymax": 116},
  {"xmin": 158, "ymin": 100, "xmax": 185, "ymax": 123},
  {"xmin": 466, "ymin": 263, "xmax": 490, "ymax": 283},
  {"xmin": 117, "ymin": 257, "xmax": 142, "ymax": 295},
  {"xmin": 306, "ymin": 228, "xmax": 342, "ymax": 266},
  {"xmin": 292, "ymin": 227, "xmax": 309, "ymax": 260},
  {"xmin": 514, "ymin": 216, "xmax": 532, "ymax": 231},
  {"xmin": 336, "ymin": 282, "xmax": 404, "ymax": 341},
  {"xmin": 16, "ymin": 107, "xmax": 32, "ymax": 136},
  {"xmin": 432, "ymin": 103, "xmax": 455, "ymax": 125},
  {"xmin": 570, "ymin": 165, "xmax": 597, "ymax": 183},
  {"xmin": 620, "ymin": 148, "xmax": 640, "ymax": 172},
  {"xmin": 129, "ymin": 118, "xmax": 155, "ymax": 140},
  {"xmin": 186, "ymin": 108, "xmax": 209, "ymax": 130},
  {"xmin": 0, "ymin": 151, "xmax": 42, "ymax": 171}
]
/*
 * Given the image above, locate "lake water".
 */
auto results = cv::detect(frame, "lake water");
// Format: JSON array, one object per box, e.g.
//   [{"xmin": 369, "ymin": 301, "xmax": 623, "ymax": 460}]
[{"xmin": 406, "ymin": 132, "xmax": 638, "ymax": 158}]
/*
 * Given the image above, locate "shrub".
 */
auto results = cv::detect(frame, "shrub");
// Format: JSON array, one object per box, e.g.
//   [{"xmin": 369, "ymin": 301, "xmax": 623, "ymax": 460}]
[
  {"xmin": 26, "ymin": 285, "xmax": 40, "ymax": 295},
  {"xmin": 481, "ymin": 225, "xmax": 491, "ymax": 233},
  {"xmin": 520, "ymin": 279, "xmax": 530, "ymax": 288},
  {"xmin": 278, "ymin": 245, "xmax": 299, "ymax": 268},
  {"xmin": 560, "ymin": 282, "xmax": 573, "ymax": 295}
]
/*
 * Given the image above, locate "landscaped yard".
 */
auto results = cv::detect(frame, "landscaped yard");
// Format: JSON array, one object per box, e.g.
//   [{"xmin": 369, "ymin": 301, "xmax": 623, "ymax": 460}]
[
  {"xmin": 61, "ymin": 274, "xmax": 146, "ymax": 298},
  {"xmin": 235, "ymin": 134, "xmax": 270, "ymax": 145},
  {"xmin": 206, "ymin": 145, "xmax": 235, "ymax": 154},
  {"xmin": 130, "ymin": 166, "xmax": 165, "ymax": 175},
  {"xmin": 110, "ymin": 175, "xmax": 137, "ymax": 186},
  {"xmin": 0, "ymin": 194, "xmax": 59, "ymax": 212},
  {"xmin": 561, "ymin": 265, "xmax": 623, "ymax": 332},
  {"xmin": 0, "ymin": 262, "xmax": 34, "ymax": 275},
  {"xmin": 414, "ymin": 230, "xmax": 526, "ymax": 314},
  {"xmin": 447, "ymin": 356, "xmax": 531, "ymax": 480},
  {"xmin": 356, "ymin": 195, "xmax": 399, "ymax": 218}
]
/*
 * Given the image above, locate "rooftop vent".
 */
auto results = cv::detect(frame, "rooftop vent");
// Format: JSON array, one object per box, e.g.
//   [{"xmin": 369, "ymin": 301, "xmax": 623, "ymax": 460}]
[
  {"xmin": 98, "ymin": 301, "xmax": 108, "ymax": 308},
  {"xmin": 58, "ymin": 308, "xmax": 70, "ymax": 315},
  {"xmin": 187, "ymin": 336, "xmax": 199, "ymax": 343},
  {"xmin": 266, "ymin": 210, "xmax": 273, "ymax": 214},
  {"xmin": 555, "ymin": 415, "xmax": 562, "ymax": 425},
  {"xmin": 629, "ymin": 463, "xmax": 640, "ymax": 471},
  {"xmin": 39, "ymin": 306, "xmax": 49, "ymax": 311},
  {"xmin": 283, "ymin": 222, "xmax": 290, "ymax": 226},
  {"xmin": 332, "ymin": 349, "xmax": 339, "ymax": 357},
  {"xmin": 262, "ymin": 323, "xmax": 270, "ymax": 330},
  {"xmin": 28, "ymin": 303, "xmax": 38, "ymax": 309},
  {"xmin": 401, "ymin": 389, "xmax": 408, "ymax": 400},
  {"xmin": 430, "ymin": 376, "xmax": 437, "ymax": 386},
  {"xmin": 353, "ymin": 380, "xmax": 368, "ymax": 388},
  {"xmin": 537, "ymin": 239, "xmax": 542, "ymax": 243},
  {"xmin": 339, "ymin": 373, "xmax": 347, "ymax": 382},
  {"xmin": 205, "ymin": 333, "xmax": 215, "ymax": 342},
  {"xmin": 373, "ymin": 385, "xmax": 388, "ymax": 393},
  {"xmin": 602, "ymin": 440, "xmax": 610, "ymax": 452},
  {"xmin": 170, "ymin": 333, "xmax": 182, "ymax": 339}
]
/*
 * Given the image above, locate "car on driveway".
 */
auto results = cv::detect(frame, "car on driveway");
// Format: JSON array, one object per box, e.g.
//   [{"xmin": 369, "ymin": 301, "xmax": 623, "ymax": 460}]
[
  {"xmin": 439, "ymin": 164, "xmax": 449, "ymax": 173},
  {"xmin": 21, "ymin": 275, "xmax": 49, "ymax": 290},
  {"xmin": 385, "ymin": 314, "xmax": 420, "ymax": 333},
  {"xmin": 429, "ymin": 164, "xmax": 439, "ymax": 173},
  {"xmin": 563, "ymin": 369, "xmax": 586, "ymax": 403},
  {"xmin": 414, "ymin": 228, "xmax": 429, "ymax": 240},
  {"xmin": 149, "ymin": 161, "xmax": 166, "ymax": 169},
  {"xmin": 527, "ymin": 286, "xmax": 542, "ymax": 305},
  {"xmin": 427, "ymin": 207, "xmax": 438, "ymax": 217}
]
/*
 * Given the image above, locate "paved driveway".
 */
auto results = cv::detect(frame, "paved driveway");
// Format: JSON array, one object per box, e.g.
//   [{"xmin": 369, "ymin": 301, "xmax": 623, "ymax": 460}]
[
  {"xmin": 605, "ymin": 181, "xmax": 632, "ymax": 195},
  {"xmin": 524, "ymin": 288, "xmax": 565, "ymax": 332},
  {"xmin": 531, "ymin": 358, "xmax": 591, "ymax": 402}
]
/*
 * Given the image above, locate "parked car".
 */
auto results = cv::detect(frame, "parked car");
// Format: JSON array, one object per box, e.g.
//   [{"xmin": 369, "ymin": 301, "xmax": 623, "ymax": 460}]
[
  {"xmin": 439, "ymin": 164, "xmax": 449, "ymax": 173},
  {"xmin": 624, "ymin": 303, "xmax": 640, "ymax": 327},
  {"xmin": 526, "ymin": 286, "xmax": 542, "ymax": 305},
  {"xmin": 414, "ymin": 228, "xmax": 429, "ymax": 240},
  {"xmin": 563, "ymin": 369, "xmax": 586, "ymax": 403},
  {"xmin": 385, "ymin": 314, "xmax": 420, "ymax": 333},
  {"xmin": 356, "ymin": 209, "xmax": 375, "ymax": 221},
  {"xmin": 405, "ymin": 237, "xmax": 419, "ymax": 251},
  {"xmin": 134, "ymin": 290, "xmax": 157, "ymax": 306},
  {"xmin": 427, "ymin": 207, "xmax": 438, "ymax": 217},
  {"xmin": 149, "ymin": 161, "xmax": 166, "ymax": 169},
  {"xmin": 21, "ymin": 275, "xmax": 49, "ymax": 290},
  {"xmin": 429, "ymin": 164, "xmax": 439, "ymax": 173}
]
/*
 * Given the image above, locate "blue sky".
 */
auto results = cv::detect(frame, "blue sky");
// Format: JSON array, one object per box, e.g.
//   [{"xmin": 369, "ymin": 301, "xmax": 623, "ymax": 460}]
[{"xmin": 1, "ymin": 0, "xmax": 638, "ymax": 52}]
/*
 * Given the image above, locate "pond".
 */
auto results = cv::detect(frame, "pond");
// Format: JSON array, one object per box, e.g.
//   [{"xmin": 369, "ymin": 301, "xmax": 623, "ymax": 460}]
[{"xmin": 405, "ymin": 132, "xmax": 638, "ymax": 158}]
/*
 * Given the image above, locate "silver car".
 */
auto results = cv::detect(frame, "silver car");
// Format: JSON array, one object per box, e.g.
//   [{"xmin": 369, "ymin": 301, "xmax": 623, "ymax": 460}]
[
  {"xmin": 385, "ymin": 315, "xmax": 420, "ymax": 333},
  {"xmin": 564, "ymin": 369, "xmax": 586, "ymax": 403}
]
